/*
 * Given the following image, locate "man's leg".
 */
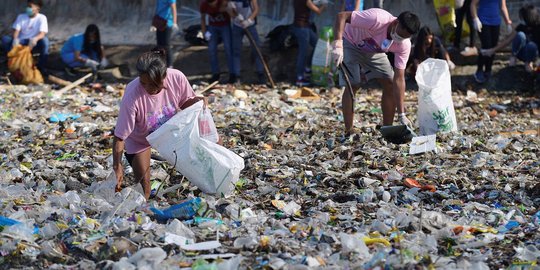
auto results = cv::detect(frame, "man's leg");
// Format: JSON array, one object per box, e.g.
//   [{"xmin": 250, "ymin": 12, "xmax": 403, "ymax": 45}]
[
  {"xmin": 231, "ymin": 25, "xmax": 244, "ymax": 77},
  {"xmin": 292, "ymin": 26, "xmax": 308, "ymax": 79},
  {"xmin": 34, "ymin": 37, "xmax": 49, "ymax": 74},
  {"xmin": 131, "ymin": 148, "xmax": 152, "ymax": 199},
  {"xmin": 379, "ymin": 78, "xmax": 395, "ymax": 126},
  {"xmin": 342, "ymin": 83, "xmax": 361, "ymax": 134},
  {"xmin": 2, "ymin": 35, "xmax": 13, "ymax": 53},
  {"xmin": 207, "ymin": 26, "xmax": 220, "ymax": 76},
  {"xmin": 340, "ymin": 40, "xmax": 363, "ymax": 133}
]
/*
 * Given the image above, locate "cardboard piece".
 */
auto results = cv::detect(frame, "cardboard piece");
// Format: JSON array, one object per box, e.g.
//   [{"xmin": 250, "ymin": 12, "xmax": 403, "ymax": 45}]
[{"xmin": 409, "ymin": 134, "xmax": 437, "ymax": 155}]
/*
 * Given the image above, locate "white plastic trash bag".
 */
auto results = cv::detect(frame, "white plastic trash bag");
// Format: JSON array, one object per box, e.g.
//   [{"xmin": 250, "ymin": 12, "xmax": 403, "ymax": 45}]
[
  {"xmin": 146, "ymin": 101, "xmax": 244, "ymax": 195},
  {"xmin": 415, "ymin": 58, "xmax": 458, "ymax": 135}
]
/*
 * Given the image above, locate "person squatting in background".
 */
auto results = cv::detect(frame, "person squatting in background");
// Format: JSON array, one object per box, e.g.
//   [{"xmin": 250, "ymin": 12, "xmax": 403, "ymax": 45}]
[
  {"xmin": 227, "ymin": 0, "xmax": 266, "ymax": 84},
  {"xmin": 408, "ymin": 26, "xmax": 455, "ymax": 78},
  {"xmin": 61, "ymin": 24, "xmax": 108, "ymax": 73},
  {"xmin": 471, "ymin": 0, "xmax": 512, "ymax": 83},
  {"xmin": 150, "ymin": 0, "xmax": 178, "ymax": 67},
  {"xmin": 483, "ymin": 4, "xmax": 540, "ymax": 73},
  {"xmin": 200, "ymin": 0, "xmax": 235, "ymax": 83},
  {"xmin": 2, "ymin": 0, "xmax": 49, "ymax": 75}
]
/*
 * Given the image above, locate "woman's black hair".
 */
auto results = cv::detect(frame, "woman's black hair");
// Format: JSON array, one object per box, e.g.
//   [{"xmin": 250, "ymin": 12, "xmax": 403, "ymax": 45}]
[
  {"xmin": 519, "ymin": 4, "xmax": 540, "ymax": 27},
  {"xmin": 413, "ymin": 26, "xmax": 435, "ymax": 61},
  {"xmin": 28, "ymin": 0, "xmax": 43, "ymax": 8},
  {"xmin": 82, "ymin": 24, "xmax": 103, "ymax": 60},
  {"xmin": 136, "ymin": 48, "xmax": 168, "ymax": 87}
]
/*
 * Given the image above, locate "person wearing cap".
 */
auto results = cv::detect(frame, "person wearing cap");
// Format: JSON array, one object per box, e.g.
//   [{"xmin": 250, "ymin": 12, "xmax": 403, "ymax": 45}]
[{"xmin": 331, "ymin": 9, "xmax": 420, "ymax": 135}]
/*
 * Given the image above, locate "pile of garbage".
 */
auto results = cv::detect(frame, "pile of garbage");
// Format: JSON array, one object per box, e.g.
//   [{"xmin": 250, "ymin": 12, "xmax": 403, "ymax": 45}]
[{"xmin": 0, "ymin": 81, "xmax": 539, "ymax": 269}]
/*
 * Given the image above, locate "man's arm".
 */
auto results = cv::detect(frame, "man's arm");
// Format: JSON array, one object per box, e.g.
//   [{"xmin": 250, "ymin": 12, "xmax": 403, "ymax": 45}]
[
  {"xmin": 306, "ymin": 0, "xmax": 325, "ymax": 15},
  {"xmin": 354, "ymin": 0, "xmax": 361, "ymax": 10},
  {"xmin": 34, "ymin": 31, "xmax": 46, "ymax": 41},
  {"xmin": 112, "ymin": 136, "xmax": 125, "ymax": 188},
  {"xmin": 470, "ymin": 0, "xmax": 479, "ymax": 19},
  {"xmin": 13, "ymin": 29, "xmax": 20, "ymax": 40},
  {"xmin": 171, "ymin": 3, "xmax": 178, "ymax": 25},
  {"xmin": 334, "ymin": 11, "xmax": 352, "ymax": 41},
  {"xmin": 248, "ymin": 0, "xmax": 259, "ymax": 21},
  {"xmin": 393, "ymin": 68, "xmax": 406, "ymax": 114},
  {"xmin": 200, "ymin": 13, "xmax": 207, "ymax": 33},
  {"xmin": 500, "ymin": 0, "xmax": 511, "ymax": 26}
]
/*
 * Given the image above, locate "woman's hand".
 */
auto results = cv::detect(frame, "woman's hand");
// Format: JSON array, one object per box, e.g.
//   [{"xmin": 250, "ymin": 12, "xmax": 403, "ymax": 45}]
[{"xmin": 180, "ymin": 96, "xmax": 207, "ymax": 110}]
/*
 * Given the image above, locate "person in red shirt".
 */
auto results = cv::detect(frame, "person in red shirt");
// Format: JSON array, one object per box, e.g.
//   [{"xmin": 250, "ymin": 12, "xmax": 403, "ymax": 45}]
[{"xmin": 200, "ymin": 0, "xmax": 234, "ymax": 83}]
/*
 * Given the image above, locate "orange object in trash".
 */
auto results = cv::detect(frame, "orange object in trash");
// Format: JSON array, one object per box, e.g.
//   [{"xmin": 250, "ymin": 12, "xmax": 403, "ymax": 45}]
[
  {"xmin": 421, "ymin": 184, "xmax": 436, "ymax": 192},
  {"xmin": 489, "ymin": 109, "xmax": 498, "ymax": 117},
  {"xmin": 453, "ymin": 226, "xmax": 464, "ymax": 235},
  {"xmin": 404, "ymin": 178, "xmax": 422, "ymax": 188}
]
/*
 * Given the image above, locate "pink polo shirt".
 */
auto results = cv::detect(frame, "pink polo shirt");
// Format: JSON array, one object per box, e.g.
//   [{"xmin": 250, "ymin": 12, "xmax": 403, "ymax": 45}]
[
  {"xmin": 115, "ymin": 68, "xmax": 195, "ymax": 154},
  {"xmin": 343, "ymin": 8, "xmax": 411, "ymax": 70}
]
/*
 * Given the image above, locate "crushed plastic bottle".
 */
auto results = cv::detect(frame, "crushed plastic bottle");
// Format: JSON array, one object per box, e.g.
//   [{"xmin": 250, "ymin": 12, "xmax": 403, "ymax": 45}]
[{"xmin": 150, "ymin": 197, "xmax": 203, "ymax": 221}]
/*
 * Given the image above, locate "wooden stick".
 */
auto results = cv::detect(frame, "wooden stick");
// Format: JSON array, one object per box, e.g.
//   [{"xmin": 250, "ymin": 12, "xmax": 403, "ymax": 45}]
[
  {"xmin": 200, "ymin": 80, "xmax": 219, "ymax": 94},
  {"xmin": 47, "ymin": 74, "xmax": 71, "ymax": 86},
  {"xmin": 244, "ymin": 29, "xmax": 276, "ymax": 88},
  {"xmin": 53, "ymin": 73, "xmax": 93, "ymax": 97}
]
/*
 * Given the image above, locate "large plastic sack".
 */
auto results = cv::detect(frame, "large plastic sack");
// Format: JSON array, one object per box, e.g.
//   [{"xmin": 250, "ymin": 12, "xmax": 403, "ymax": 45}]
[
  {"xmin": 311, "ymin": 26, "xmax": 336, "ymax": 87},
  {"xmin": 433, "ymin": 0, "xmax": 456, "ymax": 44},
  {"xmin": 415, "ymin": 58, "xmax": 458, "ymax": 135},
  {"xmin": 7, "ymin": 45, "xmax": 44, "ymax": 85},
  {"xmin": 146, "ymin": 101, "xmax": 244, "ymax": 196}
]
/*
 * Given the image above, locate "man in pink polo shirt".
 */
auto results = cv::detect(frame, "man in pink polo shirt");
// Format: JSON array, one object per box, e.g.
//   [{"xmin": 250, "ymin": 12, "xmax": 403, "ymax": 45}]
[{"xmin": 332, "ymin": 9, "xmax": 420, "ymax": 135}]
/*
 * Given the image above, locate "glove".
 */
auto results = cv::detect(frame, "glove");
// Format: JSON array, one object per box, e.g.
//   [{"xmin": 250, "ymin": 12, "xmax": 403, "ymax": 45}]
[
  {"xmin": 100, "ymin": 58, "xmax": 109, "ymax": 69},
  {"xmin": 196, "ymin": 31, "xmax": 204, "ymax": 39},
  {"xmin": 480, "ymin": 48, "xmax": 495, "ymax": 57},
  {"xmin": 29, "ymin": 38, "xmax": 38, "ymax": 49},
  {"xmin": 505, "ymin": 23, "xmax": 512, "ymax": 33},
  {"xmin": 150, "ymin": 26, "xmax": 157, "ymax": 32},
  {"xmin": 331, "ymin": 40, "xmax": 344, "ymax": 67},
  {"xmin": 204, "ymin": 31, "xmax": 212, "ymax": 41},
  {"xmin": 447, "ymin": 59, "xmax": 456, "ymax": 70},
  {"xmin": 398, "ymin": 113, "xmax": 413, "ymax": 130},
  {"xmin": 172, "ymin": 23, "xmax": 179, "ymax": 32},
  {"xmin": 241, "ymin": 18, "xmax": 254, "ymax": 29},
  {"xmin": 312, "ymin": 0, "xmax": 328, "ymax": 5},
  {"xmin": 234, "ymin": 14, "xmax": 245, "ymax": 26},
  {"xmin": 473, "ymin": 17, "xmax": 482, "ymax": 32},
  {"xmin": 12, "ymin": 38, "xmax": 19, "ymax": 47},
  {"xmin": 84, "ymin": 59, "xmax": 100, "ymax": 70}
]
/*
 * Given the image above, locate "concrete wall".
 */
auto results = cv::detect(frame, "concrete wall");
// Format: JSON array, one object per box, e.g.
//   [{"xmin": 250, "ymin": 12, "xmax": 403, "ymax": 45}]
[{"xmin": 1, "ymin": 0, "xmax": 539, "ymax": 45}]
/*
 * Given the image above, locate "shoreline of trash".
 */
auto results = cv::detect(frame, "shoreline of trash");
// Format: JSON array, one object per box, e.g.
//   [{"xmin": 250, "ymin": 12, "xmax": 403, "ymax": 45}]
[{"xmin": 0, "ymin": 81, "xmax": 539, "ymax": 269}]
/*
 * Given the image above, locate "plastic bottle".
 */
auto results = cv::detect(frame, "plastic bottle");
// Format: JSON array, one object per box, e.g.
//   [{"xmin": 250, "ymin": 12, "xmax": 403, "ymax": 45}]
[{"xmin": 150, "ymin": 197, "xmax": 202, "ymax": 221}]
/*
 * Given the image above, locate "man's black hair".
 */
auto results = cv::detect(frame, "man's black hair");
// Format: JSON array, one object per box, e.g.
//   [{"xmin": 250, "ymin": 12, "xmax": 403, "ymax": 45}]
[
  {"xmin": 28, "ymin": 0, "xmax": 43, "ymax": 8},
  {"xmin": 398, "ymin": 11, "xmax": 420, "ymax": 35},
  {"xmin": 136, "ymin": 50, "xmax": 167, "ymax": 86}
]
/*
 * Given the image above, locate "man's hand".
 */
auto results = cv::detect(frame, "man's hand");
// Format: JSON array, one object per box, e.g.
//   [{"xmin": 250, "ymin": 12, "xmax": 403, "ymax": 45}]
[
  {"xmin": 473, "ymin": 17, "xmax": 482, "ymax": 32},
  {"xmin": 447, "ymin": 59, "xmax": 456, "ymax": 70},
  {"xmin": 100, "ymin": 58, "xmax": 109, "ymax": 69},
  {"xmin": 331, "ymin": 40, "xmax": 344, "ymax": 67},
  {"xmin": 150, "ymin": 26, "xmax": 157, "ymax": 32},
  {"xmin": 85, "ymin": 59, "xmax": 100, "ymax": 70},
  {"xmin": 172, "ymin": 23, "xmax": 179, "ymax": 32},
  {"xmin": 113, "ymin": 163, "xmax": 124, "ymax": 192},
  {"xmin": 204, "ymin": 31, "xmax": 212, "ymax": 41},
  {"xmin": 29, "ymin": 38, "xmax": 38, "ymax": 49},
  {"xmin": 398, "ymin": 113, "xmax": 413, "ymax": 129},
  {"xmin": 241, "ymin": 18, "xmax": 254, "ymax": 29},
  {"xmin": 234, "ymin": 14, "xmax": 245, "ymax": 26},
  {"xmin": 12, "ymin": 38, "xmax": 19, "ymax": 47},
  {"xmin": 505, "ymin": 23, "xmax": 512, "ymax": 33}
]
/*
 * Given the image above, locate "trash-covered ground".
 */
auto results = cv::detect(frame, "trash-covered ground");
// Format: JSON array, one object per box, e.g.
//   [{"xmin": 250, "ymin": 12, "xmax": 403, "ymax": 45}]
[{"xmin": 0, "ymin": 78, "xmax": 539, "ymax": 269}]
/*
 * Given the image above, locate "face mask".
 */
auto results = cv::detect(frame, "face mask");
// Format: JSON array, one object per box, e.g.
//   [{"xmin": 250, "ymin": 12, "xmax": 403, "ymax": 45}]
[
  {"xmin": 25, "ymin": 7, "xmax": 34, "ymax": 17},
  {"xmin": 391, "ymin": 25, "xmax": 408, "ymax": 43}
]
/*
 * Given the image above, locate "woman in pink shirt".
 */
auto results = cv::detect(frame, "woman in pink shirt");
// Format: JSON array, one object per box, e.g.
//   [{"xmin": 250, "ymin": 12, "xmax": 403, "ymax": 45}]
[{"xmin": 112, "ymin": 49, "xmax": 204, "ymax": 199}]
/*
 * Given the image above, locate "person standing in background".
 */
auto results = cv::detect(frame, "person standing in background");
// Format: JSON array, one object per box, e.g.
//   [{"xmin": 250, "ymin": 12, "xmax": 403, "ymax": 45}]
[
  {"xmin": 342, "ymin": 0, "xmax": 363, "ymax": 11},
  {"xmin": 471, "ymin": 0, "xmax": 511, "ymax": 83},
  {"xmin": 292, "ymin": 0, "xmax": 326, "ymax": 86},
  {"xmin": 200, "ymin": 0, "xmax": 234, "ymax": 83},
  {"xmin": 454, "ymin": 0, "xmax": 478, "ymax": 56},
  {"xmin": 227, "ymin": 0, "xmax": 266, "ymax": 84},
  {"xmin": 150, "ymin": 0, "xmax": 178, "ymax": 67}
]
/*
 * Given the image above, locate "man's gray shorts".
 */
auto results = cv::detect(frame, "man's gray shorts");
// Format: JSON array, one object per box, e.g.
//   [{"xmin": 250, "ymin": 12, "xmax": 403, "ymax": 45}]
[{"xmin": 339, "ymin": 39, "xmax": 394, "ymax": 87}]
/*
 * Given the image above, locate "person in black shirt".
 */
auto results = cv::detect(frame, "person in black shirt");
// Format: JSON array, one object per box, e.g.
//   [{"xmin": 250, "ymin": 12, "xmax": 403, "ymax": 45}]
[
  {"xmin": 407, "ymin": 26, "xmax": 455, "ymax": 78},
  {"xmin": 483, "ymin": 4, "xmax": 540, "ymax": 72}
]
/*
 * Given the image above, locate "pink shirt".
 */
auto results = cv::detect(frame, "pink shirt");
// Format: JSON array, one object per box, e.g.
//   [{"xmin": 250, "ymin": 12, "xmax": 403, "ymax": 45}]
[
  {"xmin": 343, "ymin": 8, "xmax": 411, "ymax": 70},
  {"xmin": 115, "ymin": 68, "xmax": 195, "ymax": 154}
]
